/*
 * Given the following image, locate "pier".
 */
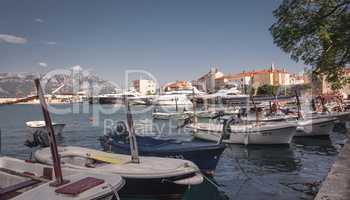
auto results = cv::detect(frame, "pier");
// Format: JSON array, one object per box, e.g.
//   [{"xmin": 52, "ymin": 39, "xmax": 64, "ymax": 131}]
[{"xmin": 315, "ymin": 136, "xmax": 350, "ymax": 200}]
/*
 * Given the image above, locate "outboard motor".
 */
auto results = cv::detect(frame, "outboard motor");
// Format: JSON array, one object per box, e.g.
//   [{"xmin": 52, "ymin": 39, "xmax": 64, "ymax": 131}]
[
  {"xmin": 218, "ymin": 116, "xmax": 240, "ymax": 144},
  {"xmin": 212, "ymin": 111, "xmax": 225, "ymax": 121},
  {"xmin": 24, "ymin": 130, "xmax": 51, "ymax": 148}
]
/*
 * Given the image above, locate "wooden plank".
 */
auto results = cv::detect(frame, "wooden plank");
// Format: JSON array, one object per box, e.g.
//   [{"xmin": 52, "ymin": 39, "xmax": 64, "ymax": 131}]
[
  {"xmin": 0, "ymin": 180, "xmax": 39, "ymax": 196},
  {"xmin": 55, "ymin": 177, "xmax": 104, "ymax": 196}
]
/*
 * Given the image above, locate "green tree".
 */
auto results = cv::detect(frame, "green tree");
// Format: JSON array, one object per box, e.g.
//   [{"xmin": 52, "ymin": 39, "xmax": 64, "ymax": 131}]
[
  {"xmin": 270, "ymin": 0, "xmax": 350, "ymax": 90},
  {"xmin": 256, "ymin": 84, "xmax": 279, "ymax": 96}
]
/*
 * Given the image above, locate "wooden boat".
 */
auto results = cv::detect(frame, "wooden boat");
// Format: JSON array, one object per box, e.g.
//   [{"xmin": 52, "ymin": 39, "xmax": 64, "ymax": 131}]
[
  {"xmin": 33, "ymin": 146, "xmax": 203, "ymax": 199},
  {"xmin": 189, "ymin": 117, "xmax": 297, "ymax": 145},
  {"xmin": 99, "ymin": 131, "xmax": 226, "ymax": 175},
  {"xmin": 295, "ymin": 117, "xmax": 337, "ymax": 137},
  {"xmin": 2, "ymin": 79, "xmax": 126, "ymax": 200},
  {"xmin": 0, "ymin": 156, "xmax": 124, "ymax": 200}
]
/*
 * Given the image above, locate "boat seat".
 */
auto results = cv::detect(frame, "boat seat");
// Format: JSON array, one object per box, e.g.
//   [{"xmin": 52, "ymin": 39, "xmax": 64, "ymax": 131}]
[
  {"xmin": 0, "ymin": 179, "xmax": 40, "ymax": 198},
  {"xmin": 55, "ymin": 177, "xmax": 104, "ymax": 196}
]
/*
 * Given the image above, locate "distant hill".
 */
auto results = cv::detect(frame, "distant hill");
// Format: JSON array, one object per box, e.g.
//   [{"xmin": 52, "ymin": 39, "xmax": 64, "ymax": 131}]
[{"xmin": 0, "ymin": 70, "xmax": 117, "ymax": 98}]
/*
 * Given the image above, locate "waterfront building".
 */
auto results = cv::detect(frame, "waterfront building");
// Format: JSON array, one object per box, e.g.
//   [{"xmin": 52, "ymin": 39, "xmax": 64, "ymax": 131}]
[
  {"xmin": 318, "ymin": 68, "xmax": 350, "ymax": 97},
  {"xmin": 163, "ymin": 80, "xmax": 192, "ymax": 92},
  {"xmin": 192, "ymin": 67, "xmax": 224, "ymax": 93},
  {"xmin": 132, "ymin": 79, "xmax": 156, "ymax": 95}
]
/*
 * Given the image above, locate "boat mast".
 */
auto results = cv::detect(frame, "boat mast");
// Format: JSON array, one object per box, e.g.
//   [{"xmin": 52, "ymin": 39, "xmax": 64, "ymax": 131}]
[
  {"xmin": 250, "ymin": 95, "xmax": 259, "ymax": 126},
  {"xmin": 295, "ymin": 90, "xmax": 302, "ymax": 119},
  {"xmin": 124, "ymin": 96, "xmax": 140, "ymax": 163},
  {"xmin": 175, "ymin": 96, "xmax": 178, "ymax": 112},
  {"xmin": 192, "ymin": 88, "xmax": 198, "ymax": 131},
  {"xmin": 34, "ymin": 79, "xmax": 68, "ymax": 186}
]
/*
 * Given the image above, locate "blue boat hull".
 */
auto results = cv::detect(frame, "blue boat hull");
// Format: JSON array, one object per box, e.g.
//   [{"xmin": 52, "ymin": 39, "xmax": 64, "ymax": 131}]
[{"xmin": 100, "ymin": 135, "xmax": 226, "ymax": 175}]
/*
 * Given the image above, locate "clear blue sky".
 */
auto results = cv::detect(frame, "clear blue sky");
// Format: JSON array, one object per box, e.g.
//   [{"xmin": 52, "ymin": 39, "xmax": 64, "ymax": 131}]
[{"xmin": 0, "ymin": 0, "xmax": 307, "ymax": 83}]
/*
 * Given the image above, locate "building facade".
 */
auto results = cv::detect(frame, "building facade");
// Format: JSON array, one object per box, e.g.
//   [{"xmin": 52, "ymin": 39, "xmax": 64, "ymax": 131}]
[
  {"xmin": 192, "ymin": 67, "xmax": 224, "ymax": 93},
  {"xmin": 132, "ymin": 79, "xmax": 156, "ymax": 95},
  {"xmin": 162, "ymin": 80, "xmax": 192, "ymax": 91}
]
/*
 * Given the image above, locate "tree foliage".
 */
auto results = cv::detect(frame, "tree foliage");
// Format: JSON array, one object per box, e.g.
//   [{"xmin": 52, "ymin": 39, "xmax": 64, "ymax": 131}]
[
  {"xmin": 256, "ymin": 84, "xmax": 280, "ymax": 96},
  {"xmin": 270, "ymin": 0, "xmax": 350, "ymax": 89}
]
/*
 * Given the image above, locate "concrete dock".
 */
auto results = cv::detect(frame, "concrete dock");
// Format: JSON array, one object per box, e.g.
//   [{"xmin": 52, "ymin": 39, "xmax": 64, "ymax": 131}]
[{"xmin": 315, "ymin": 135, "xmax": 350, "ymax": 200}]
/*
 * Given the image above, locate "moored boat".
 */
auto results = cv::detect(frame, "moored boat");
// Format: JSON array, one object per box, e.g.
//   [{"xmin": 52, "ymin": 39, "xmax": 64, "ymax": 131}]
[
  {"xmin": 33, "ymin": 146, "xmax": 203, "ymax": 199},
  {"xmin": 99, "ymin": 123, "xmax": 226, "ymax": 175},
  {"xmin": 25, "ymin": 121, "xmax": 65, "ymax": 147},
  {"xmin": 0, "ymin": 156, "xmax": 124, "ymax": 200},
  {"xmin": 26, "ymin": 121, "xmax": 65, "ymax": 135},
  {"xmin": 153, "ymin": 94, "xmax": 193, "ymax": 106},
  {"xmin": 190, "ymin": 117, "xmax": 297, "ymax": 145},
  {"xmin": 152, "ymin": 112, "xmax": 190, "ymax": 120},
  {"xmin": 295, "ymin": 117, "xmax": 337, "ymax": 137}
]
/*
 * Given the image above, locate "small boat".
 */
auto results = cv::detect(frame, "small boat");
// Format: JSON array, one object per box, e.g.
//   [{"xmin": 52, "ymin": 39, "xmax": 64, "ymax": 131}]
[
  {"xmin": 25, "ymin": 121, "xmax": 65, "ymax": 147},
  {"xmin": 190, "ymin": 117, "xmax": 297, "ymax": 145},
  {"xmin": 240, "ymin": 113, "xmax": 297, "ymax": 123},
  {"xmin": 0, "ymin": 156, "xmax": 124, "ymax": 200},
  {"xmin": 295, "ymin": 117, "xmax": 337, "ymax": 137},
  {"xmin": 152, "ymin": 112, "xmax": 190, "ymax": 120},
  {"xmin": 99, "ymin": 122, "xmax": 226, "ymax": 175},
  {"xmin": 26, "ymin": 121, "xmax": 65, "ymax": 135},
  {"xmin": 34, "ymin": 146, "xmax": 203, "ymax": 199},
  {"xmin": 306, "ymin": 111, "xmax": 350, "ymax": 122}
]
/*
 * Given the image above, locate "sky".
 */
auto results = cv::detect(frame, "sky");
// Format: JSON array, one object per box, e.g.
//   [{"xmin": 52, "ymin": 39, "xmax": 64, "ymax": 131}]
[{"xmin": 0, "ymin": 0, "xmax": 308, "ymax": 84}]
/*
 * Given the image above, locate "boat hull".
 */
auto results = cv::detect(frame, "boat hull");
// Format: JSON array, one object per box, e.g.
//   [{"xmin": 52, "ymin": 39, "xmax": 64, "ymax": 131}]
[
  {"xmin": 100, "ymin": 136, "xmax": 226, "ymax": 175},
  {"xmin": 120, "ymin": 176, "xmax": 189, "ymax": 199},
  {"xmin": 34, "ymin": 146, "xmax": 203, "ymax": 199},
  {"xmin": 152, "ymin": 112, "xmax": 189, "ymax": 120},
  {"xmin": 0, "ymin": 157, "xmax": 124, "ymax": 200},
  {"xmin": 192, "ymin": 123, "xmax": 296, "ymax": 145},
  {"xmin": 295, "ymin": 118, "xmax": 336, "ymax": 137}
]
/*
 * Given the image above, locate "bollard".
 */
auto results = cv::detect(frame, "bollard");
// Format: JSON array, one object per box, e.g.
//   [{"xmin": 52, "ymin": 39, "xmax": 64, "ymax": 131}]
[{"xmin": 346, "ymin": 121, "xmax": 350, "ymax": 135}]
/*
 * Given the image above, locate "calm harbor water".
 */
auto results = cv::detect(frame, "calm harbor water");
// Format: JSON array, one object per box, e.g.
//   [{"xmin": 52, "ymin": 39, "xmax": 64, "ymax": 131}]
[{"xmin": 0, "ymin": 104, "xmax": 347, "ymax": 200}]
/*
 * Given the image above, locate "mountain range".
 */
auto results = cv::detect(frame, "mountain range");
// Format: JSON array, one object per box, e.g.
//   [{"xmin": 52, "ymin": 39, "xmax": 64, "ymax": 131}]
[{"xmin": 0, "ymin": 69, "xmax": 117, "ymax": 98}]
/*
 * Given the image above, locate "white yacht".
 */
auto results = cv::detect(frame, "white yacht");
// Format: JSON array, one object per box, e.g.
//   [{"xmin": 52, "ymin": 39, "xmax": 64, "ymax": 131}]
[
  {"xmin": 153, "ymin": 94, "xmax": 193, "ymax": 106},
  {"xmin": 203, "ymin": 87, "xmax": 249, "ymax": 99}
]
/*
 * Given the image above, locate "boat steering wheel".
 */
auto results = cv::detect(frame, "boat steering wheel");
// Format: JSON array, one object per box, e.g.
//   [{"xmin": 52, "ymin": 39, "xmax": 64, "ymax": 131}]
[{"xmin": 114, "ymin": 121, "xmax": 129, "ymax": 136}]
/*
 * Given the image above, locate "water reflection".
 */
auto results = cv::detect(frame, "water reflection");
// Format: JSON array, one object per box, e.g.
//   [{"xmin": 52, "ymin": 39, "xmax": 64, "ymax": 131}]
[
  {"xmin": 0, "ymin": 104, "xmax": 346, "ymax": 200},
  {"xmin": 293, "ymin": 136, "xmax": 339, "ymax": 156}
]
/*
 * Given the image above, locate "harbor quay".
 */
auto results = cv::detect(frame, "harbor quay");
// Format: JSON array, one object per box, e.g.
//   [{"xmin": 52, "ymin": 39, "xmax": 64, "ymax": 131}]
[{"xmin": 315, "ymin": 137, "xmax": 350, "ymax": 200}]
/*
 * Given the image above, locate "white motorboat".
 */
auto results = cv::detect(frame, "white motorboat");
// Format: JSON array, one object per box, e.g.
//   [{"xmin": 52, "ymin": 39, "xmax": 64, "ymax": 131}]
[
  {"xmin": 0, "ymin": 156, "xmax": 124, "ymax": 200},
  {"xmin": 34, "ymin": 146, "xmax": 203, "ymax": 198},
  {"xmin": 295, "ymin": 117, "xmax": 337, "ymax": 137},
  {"xmin": 241, "ymin": 113, "xmax": 298, "ymax": 123},
  {"xmin": 190, "ymin": 118, "xmax": 297, "ymax": 145},
  {"xmin": 306, "ymin": 111, "xmax": 350, "ymax": 123},
  {"xmin": 25, "ymin": 121, "xmax": 65, "ymax": 147},
  {"xmin": 26, "ymin": 121, "xmax": 65, "ymax": 135},
  {"xmin": 152, "ymin": 112, "xmax": 190, "ymax": 120},
  {"xmin": 153, "ymin": 94, "xmax": 193, "ymax": 106},
  {"xmin": 199, "ymin": 87, "xmax": 249, "ymax": 100}
]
